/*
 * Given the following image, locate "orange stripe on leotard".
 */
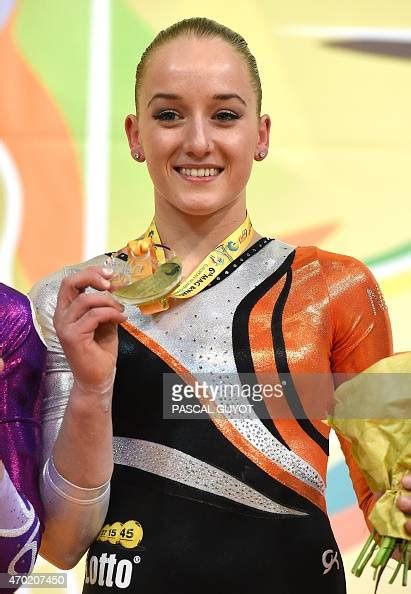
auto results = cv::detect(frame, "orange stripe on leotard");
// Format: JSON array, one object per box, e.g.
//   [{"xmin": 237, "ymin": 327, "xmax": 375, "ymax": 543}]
[
  {"xmin": 122, "ymin": 320, "xmax": 326, "ymax": 512},
  {"xmin": 247, "ymin": 265, "xmax": 329, "ymax": 484}
]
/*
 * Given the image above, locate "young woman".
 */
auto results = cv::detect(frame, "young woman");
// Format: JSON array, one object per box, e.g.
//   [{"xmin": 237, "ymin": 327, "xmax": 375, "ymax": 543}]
[
  {"xmin": 0, "ymin": 284, "xmax": 45, "ymax": 586},
  {"xmin": 30, "ymin": 18, "xmax": 411, "ymax": 593}
]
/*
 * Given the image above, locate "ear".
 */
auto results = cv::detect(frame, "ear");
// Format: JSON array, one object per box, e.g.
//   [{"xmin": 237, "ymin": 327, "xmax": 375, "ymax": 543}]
[
  {"xmin": 125, "ymin": 114, "xmax": 145, "ymax": 161},
  {"xmin": 255, "ymin": 114, "xmax": 271, "ymax": 161}
]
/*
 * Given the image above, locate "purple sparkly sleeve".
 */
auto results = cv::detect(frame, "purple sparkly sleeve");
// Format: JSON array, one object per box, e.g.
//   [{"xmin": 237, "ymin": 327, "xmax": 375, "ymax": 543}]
[{"xmin": 0, "ymin": 283, "xmax": 46, "ymax": 577}]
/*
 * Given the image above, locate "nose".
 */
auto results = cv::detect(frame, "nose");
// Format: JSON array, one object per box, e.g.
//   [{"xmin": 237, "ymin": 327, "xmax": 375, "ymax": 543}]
[{"xmin": 183, "ymin": 115, "xmax": 212, "ymax": 158}]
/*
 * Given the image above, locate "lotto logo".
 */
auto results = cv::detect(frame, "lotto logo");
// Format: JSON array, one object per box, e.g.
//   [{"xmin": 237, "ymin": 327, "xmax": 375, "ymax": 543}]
[{"xmin": 84, "ymin": 553, "xmax": 133, "ymax": 588}]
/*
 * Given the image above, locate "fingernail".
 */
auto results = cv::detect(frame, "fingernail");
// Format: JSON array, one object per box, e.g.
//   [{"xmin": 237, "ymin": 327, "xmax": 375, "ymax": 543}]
[
  {"xmin": 102, "ymin": 267, "xmax": 113, "ymax": 276},
  {"xmin": 102, "ymin": 279, "xmax": 111, "ymax": 289},
  {"xmin": 402, "ymin": 474, "xmax": 411, "ymax": 489},
  {"xmin": 397, "ymin": 495, "xmax": 408, "ymax": 509}
]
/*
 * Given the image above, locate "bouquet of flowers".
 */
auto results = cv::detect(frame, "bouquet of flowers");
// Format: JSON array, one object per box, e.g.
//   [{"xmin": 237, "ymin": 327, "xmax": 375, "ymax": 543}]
[{"xmin": 328, "ymin": 352, "xmax": 411, "ymax": 589}]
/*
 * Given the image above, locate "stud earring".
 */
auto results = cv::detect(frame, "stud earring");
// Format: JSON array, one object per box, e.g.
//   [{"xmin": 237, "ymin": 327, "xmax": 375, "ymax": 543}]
[
  {"xmin": 258, "ymin": 151, "xmax": 266, "ymax": 159},
  {"xmin": 132, "ymin": 152, "xmax": 140, "ymax": 161}
]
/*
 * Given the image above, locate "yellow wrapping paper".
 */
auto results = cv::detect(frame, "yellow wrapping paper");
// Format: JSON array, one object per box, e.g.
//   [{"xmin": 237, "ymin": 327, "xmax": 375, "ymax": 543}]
[
  {"xmin": 329, "ymin": 352, "xmax": 411, "ymax": 587},
  {"xmin": 330, "ymin": 352, "xmax": 411, "ymax": 541}
]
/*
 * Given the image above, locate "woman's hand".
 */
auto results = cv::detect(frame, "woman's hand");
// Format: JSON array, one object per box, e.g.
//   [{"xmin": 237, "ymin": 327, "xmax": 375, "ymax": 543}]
[
  {"xmin": 53, "ymin": 267, "xmax": 127, "ymax": 392},
  {"xmin": 397, "ymin": 473, "xmax": 411, "ymax": 535}
]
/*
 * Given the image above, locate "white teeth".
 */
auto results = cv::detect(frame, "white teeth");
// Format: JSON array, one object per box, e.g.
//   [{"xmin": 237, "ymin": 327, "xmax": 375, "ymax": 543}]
[{"xmin": 179, "ymin": 167, "xmax": 221, "ymax": 177}]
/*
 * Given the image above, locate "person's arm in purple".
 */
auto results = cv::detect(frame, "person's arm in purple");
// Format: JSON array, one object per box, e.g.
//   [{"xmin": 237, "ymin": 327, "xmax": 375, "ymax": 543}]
[{"xmin": 0, "ymin": 284, "xmax": 46, "ymax": 584}]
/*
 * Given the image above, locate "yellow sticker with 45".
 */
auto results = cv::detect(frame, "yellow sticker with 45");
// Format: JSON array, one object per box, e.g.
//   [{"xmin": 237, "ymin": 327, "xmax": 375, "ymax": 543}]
[{"xmin": 97, "ymin": 520, "xmax": 143, "ymax": 549}]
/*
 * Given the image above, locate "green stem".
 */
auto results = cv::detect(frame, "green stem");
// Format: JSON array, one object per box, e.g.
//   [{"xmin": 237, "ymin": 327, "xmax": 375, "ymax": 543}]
[
  {"xmin": 352, "ymin": 531, "xmax": 377, "ymax": 576},
  {"xmin": 374, "ymin": 566, "xmax": 386, "ymax": 594},
  {"xmin": 374, "ymin": 542, "xmax": 395, "ymax": 594},
  {"xmin": 389, "ymin": 541, "xmax": 404, "ymax": 585},
  {"xmin": 355, "ymin": 539, "xmax": 378, "ymax": 577},
  {"xmin": 380, "ymin": 539, "xmax": 397, "ymax": 568},
  {"xmin": 372, "ymin": 536, "xmax": 396, "ymax": 568}
]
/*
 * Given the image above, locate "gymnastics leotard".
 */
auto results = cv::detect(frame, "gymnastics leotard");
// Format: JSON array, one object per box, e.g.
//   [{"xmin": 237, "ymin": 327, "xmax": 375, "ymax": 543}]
[{"xmin": 32, "ymin": 238, "xmax": 392, "ymax": 593}]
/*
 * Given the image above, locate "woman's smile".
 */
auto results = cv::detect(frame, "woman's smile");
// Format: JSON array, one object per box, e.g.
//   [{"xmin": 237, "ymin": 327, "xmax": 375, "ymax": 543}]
[{"xmin": 173, "ymin": 165, "xmax": 224, "ymax": 182}]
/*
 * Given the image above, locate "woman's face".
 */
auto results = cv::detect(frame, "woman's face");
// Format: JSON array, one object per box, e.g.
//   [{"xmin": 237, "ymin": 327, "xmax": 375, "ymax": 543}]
[{"xmin": 125, "ymin": 36, "xmax": 270, "ymax": 217}]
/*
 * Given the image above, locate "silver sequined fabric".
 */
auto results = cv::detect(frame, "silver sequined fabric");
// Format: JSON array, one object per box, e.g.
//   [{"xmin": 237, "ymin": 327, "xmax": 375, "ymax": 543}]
[{"xmin": 113, "ymin": 436, "xmax": 306, "ymax": 516}]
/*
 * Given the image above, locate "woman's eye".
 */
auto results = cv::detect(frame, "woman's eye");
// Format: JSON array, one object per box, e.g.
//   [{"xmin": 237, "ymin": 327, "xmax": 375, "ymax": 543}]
[
  {"xmin": 215, "ymin": 111, "xmax": 240, "ymax": 121},
  {"xmin": 153, "ymin": 110, "xmax": 180, "ymax": 121}
]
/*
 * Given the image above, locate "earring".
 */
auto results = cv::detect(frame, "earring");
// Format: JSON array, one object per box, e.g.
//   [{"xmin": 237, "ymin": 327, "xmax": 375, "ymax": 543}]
[
  {"xmin": 258, "ymin": 151, "xmax": 266, "ymax": 159},
  {"xmin": 132, "ymin": 151, "xmax": 140, "ymax": 161}
]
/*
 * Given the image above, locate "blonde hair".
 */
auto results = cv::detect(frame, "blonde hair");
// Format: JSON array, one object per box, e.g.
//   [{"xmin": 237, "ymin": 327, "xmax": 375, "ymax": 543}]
[{"xmin": 135, "ymin": 17, "xmax": 262, "ymax": 115}]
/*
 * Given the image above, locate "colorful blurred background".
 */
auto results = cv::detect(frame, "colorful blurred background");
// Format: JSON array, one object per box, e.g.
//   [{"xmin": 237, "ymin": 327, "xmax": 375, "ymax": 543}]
[{"xmin": 1, "ymin": 0, "xmax": 410, "ymax": 592}]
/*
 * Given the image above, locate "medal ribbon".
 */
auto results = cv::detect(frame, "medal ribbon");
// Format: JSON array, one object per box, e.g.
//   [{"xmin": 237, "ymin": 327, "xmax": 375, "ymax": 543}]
[{"xmin": 138, "ymin": 213, "xmax": 254, "ymax": 314}]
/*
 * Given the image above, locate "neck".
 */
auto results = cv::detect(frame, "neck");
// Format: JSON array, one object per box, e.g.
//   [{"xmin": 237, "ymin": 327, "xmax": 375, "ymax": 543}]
[{"xmin": 153, "ymin": 198, "xmax": 262, "ymax": 278}]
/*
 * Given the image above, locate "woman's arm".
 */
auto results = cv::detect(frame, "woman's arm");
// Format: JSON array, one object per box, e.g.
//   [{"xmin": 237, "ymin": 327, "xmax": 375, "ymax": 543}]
[
  {"xmin": 29, "ymin": 265, "xmax": 126, "ymax": 569},
  {"xmin": 0, "ymin": 285, "xmax": 45, "ymax": 580},
  {"xmin": 321, "ymin": 251, "xmax": 411, "ymax": 542},
  {"xmin": 319, "ymin": 251, "xmax": 393, "ymax": 523}
]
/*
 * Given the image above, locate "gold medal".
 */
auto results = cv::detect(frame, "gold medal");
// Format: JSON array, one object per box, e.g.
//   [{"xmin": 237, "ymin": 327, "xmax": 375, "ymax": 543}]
[
  {"xmin": 108, "ymin": 213, "xmax": 254, "ymax": 314},
  {"xmin": 112, "ymin": 256, "xmax": 182, "ymax": 305}
]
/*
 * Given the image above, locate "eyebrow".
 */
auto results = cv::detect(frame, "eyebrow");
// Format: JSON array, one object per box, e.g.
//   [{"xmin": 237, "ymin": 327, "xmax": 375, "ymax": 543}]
[
  {"xmin": 147, "ymin": 93, "xmax": 182, "ymax": 107},
  {"xmin": 147, "ymin": 92, "xmax": 247, "ymax": 108},
  {"xmin": 213, "ymin": 93, "xmax": 247, "ymax": 106}
]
